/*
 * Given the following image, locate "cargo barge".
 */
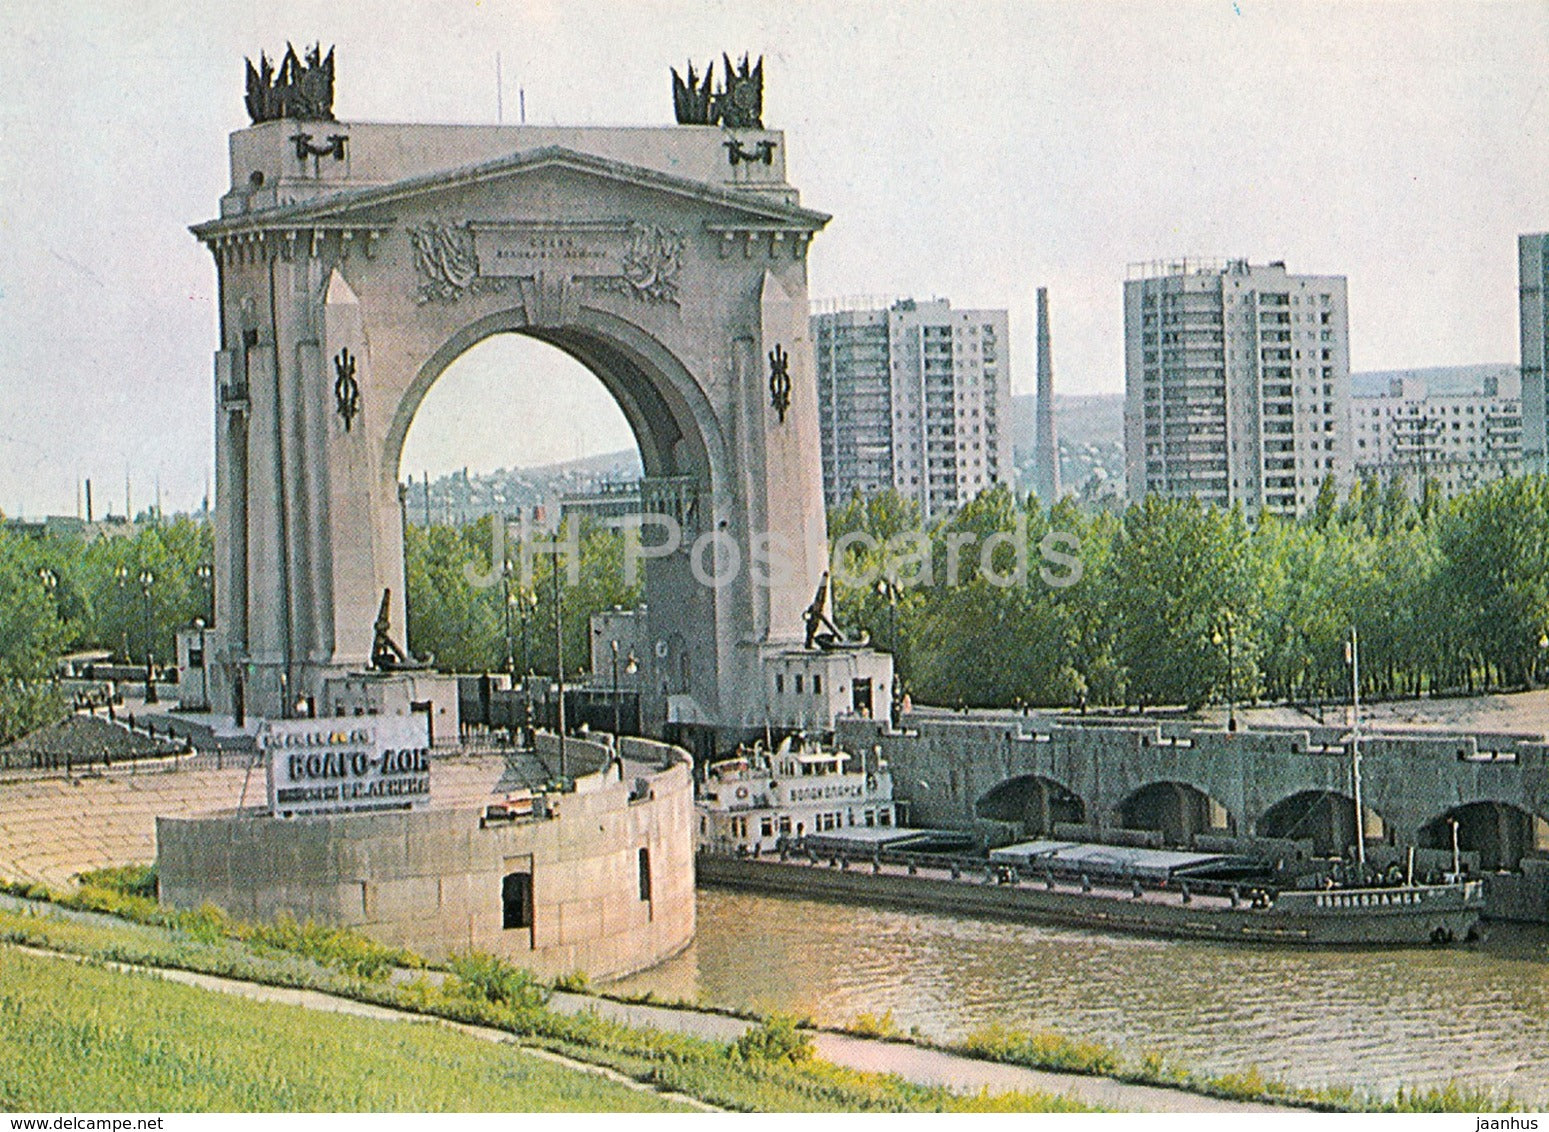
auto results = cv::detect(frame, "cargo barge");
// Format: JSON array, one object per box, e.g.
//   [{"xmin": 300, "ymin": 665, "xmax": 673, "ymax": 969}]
[{"xmin": 696, "ymin": 849, "xmax": 1485, "ymax": 947}]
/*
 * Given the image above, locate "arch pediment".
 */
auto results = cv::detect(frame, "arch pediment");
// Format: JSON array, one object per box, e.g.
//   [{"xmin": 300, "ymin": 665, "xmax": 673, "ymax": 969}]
[{"xmin": 192, "ymin": 144, "xmax": 830, "ymax": 242}]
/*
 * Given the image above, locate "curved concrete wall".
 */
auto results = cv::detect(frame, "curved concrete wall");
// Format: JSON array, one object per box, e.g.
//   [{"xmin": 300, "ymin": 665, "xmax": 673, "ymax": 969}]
[{"xmin": 157, "ymin": 738, "xmax": 694, "ymax": 980}]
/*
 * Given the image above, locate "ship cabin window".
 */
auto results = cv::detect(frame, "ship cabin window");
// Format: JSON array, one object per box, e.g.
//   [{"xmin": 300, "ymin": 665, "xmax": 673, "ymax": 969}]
[
  {"xmin": 638, "ymin": 847, "xmax": 652, "ymax": 902},
  {"xmin": 879, "ymin": 808, "xmax": 892, "ymax": 826},
  {"xmin": 812, "ymin": 675, "xmax": 822, "ymax": 695},
  {"xmin": 699, "ymin": 816, "xmax": 707, "ymax": 834},
  {"xmin": 795, "ymin": 675, "xmax": 804, "ymax": 693},
  {"xmin": 779, "ymin": 816, "xmax": 792, "ymax": 834},
  {"xmin": 847, "ymin": 809, "xmax": 855, "ymax": 825},
  {"xmin": 761, "ymin": 817, "xmax": 774, "ymax": 837},
  {"xmin": 864, "ymin": 809, "xmax": 876, "ymax": 826},
  {"xmin": 501, "ymin": 872, "xmax": 533, "ymax": 931},
  {"xmin": 774, "ymin": 674, "xmax": 784, "ymax": 694}
]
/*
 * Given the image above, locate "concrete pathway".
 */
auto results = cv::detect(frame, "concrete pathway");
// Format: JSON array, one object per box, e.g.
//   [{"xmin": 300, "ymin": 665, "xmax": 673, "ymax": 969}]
[{"xmin": 547, "ymin": 988, "xmax": 1286, "ymax": 1112}]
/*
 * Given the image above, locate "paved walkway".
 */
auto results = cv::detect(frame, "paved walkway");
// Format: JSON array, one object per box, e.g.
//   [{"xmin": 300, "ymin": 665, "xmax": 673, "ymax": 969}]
[{"xmin": 546, "ymin": 988, "xmax": 1285, "ymax": 1112}]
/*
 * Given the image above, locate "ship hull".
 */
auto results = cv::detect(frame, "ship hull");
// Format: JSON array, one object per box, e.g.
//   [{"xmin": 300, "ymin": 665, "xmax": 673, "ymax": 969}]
[{"xmin": 696, "ymin": 854, "xmax": 1484, "ymax": 947}]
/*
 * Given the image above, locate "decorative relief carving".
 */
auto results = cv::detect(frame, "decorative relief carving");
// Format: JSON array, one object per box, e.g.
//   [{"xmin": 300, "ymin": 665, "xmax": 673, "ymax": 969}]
[
  {"xmin": 724, "ymin": 138, "xmax": 776, "ymax": 166},
  {"xmin": 768, "ymin": 343, "xmax": 791, "ymax": 423},
  {"xmin": 408, "ymin": 221, "xmax": 505, "ymax": 303},
  {"xmin": 593, "ymin": 223, "xmax": 686, "ymax": 305},
  {"xmin": 409, "ymin": 219, "xmax": 683, "ymax": 306},
  {"xmin": 333, "ymin": 347, "xmax": 360, "ymax": 432},
  {"xmin": 291, "ymin": 132, "xmax": 348, "ymax": 161}
]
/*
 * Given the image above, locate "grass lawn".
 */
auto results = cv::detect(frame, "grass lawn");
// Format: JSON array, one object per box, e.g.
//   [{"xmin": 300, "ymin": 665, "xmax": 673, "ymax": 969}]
[{"xmin": 0, "ymin": 947, "xmax": 692, "ymax": 1112}]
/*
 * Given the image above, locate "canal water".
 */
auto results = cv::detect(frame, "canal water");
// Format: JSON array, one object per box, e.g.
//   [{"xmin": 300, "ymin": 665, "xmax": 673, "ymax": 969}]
[{"xmin": 609, "ymin": 887, "xmax": 1549, "ymax": 1104}]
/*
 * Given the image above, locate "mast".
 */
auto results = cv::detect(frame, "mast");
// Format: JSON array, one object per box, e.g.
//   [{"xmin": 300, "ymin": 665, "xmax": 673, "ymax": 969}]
[{"xmin": 1346, "ymin": 626, "xmax": 1367, "ymax": 875}]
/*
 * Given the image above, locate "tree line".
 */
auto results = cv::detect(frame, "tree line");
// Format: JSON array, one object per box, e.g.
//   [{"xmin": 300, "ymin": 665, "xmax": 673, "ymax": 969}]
[
  {"xmin": 2, "ymin": 471, "xmax": 1545, "ymax": 742},
  {"xmin": 0, "ymin": 516, "xmax": 212, "ymax": 743},
  {"xmin": 827, "ymin": 474, "xmax": 1549, "ymax": 710},
  {"xmin": 405, "ymin": 475, "xmax": 1549, "ymax": 711}
]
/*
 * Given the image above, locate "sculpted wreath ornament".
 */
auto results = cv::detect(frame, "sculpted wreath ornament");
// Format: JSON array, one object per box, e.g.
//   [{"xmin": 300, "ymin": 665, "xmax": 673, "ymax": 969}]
[{"xmin": 597, "ymin": 223, "xmax": 685, "ymax": 305}]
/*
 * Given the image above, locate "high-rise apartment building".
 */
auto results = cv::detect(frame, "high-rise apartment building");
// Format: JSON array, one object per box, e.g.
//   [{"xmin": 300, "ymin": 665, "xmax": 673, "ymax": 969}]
[
  {"xmin": 1124, "ymin": 259, "xmax": 1351, "ymax": 518},
  {"xmin": 1520, "ymin": 233, "xmax": 1549, "ymax": 473},
  {"xmin": 1349, "ymin": 365, "xmax": 1521, "ymax": 499},
  {"xmin": 812, "ymin": 298, "xmax": 1011, "ymax": 519}
]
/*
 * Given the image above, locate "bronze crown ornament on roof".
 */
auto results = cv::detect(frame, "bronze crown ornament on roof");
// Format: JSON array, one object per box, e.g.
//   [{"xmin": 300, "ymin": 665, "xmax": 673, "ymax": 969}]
[
  {"xmin": 245, "ymin": 43, "xmax": 336, "ymax": 123},
  {"xmin": 671, "ymin": 53, "xmax": 763, "ymax": 128}
]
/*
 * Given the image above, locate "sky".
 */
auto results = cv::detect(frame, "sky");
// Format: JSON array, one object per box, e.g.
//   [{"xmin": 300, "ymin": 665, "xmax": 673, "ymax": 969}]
[{"xmin": 1, "ymin": 0, "xmax": 1545, "ymax": 515}]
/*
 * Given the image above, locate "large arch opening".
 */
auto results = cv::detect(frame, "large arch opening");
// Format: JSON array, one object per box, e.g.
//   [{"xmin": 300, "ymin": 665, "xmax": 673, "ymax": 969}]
[
  {"xmin": 389, "ymin": 309, "xmax": 725, "ymax": 494},
  {"xmin": 1257, "ymin": 790, "xmax": 1389, "ymax": 857},
  {"xmin": 381, "ymin": 307, "xmax": 732, "ymax": 749},
  {"xmin": 1418, "ymin": 802, "xmax": 1549, "ymax": 872},
  {"xmin": 1116, "ymin": 781, "xmax": 1235, "ymax": 845},
  {"xmin": 400, "ymin": 333, "xmax": 639, "ymax": 504},
  {"xmin": 395, "ymin": 332, "xmax": 647, "ymax": 680},
  {"xmin": 974, "ymin": 775, "xmax": 1087, "ymax": 836}
]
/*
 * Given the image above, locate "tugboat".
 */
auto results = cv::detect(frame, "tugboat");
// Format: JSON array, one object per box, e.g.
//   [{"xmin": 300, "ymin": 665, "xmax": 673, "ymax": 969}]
[{"xmin": 695, "ymin": 735, "xmax": 902, "ymax": 855}]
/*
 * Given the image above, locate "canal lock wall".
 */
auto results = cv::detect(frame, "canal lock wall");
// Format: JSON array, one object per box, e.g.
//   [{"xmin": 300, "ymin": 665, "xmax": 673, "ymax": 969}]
[{"xmin": 836, "ymin": 714, "xmax": 1549, "ymax": 923}]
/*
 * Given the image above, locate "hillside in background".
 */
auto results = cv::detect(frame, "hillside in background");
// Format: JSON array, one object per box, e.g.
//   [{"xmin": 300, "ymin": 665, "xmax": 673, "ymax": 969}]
[
  {"xmin": 404, "ymin": 449, "xmax": 642, "ymax": 526},
  {"xmin": 411, "ymin": 389, "xmax": 1134, "ymax": 526},
  {"xmin": 1011, "ymin": 393, "xmax": 1125, "ymax": 499}
]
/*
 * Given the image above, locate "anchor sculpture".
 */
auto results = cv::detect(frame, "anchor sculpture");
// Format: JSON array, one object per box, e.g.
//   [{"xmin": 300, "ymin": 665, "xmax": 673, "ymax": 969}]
[{"xmin": 370, "ymin": 589, "xmax": 428, "ymax": 671}]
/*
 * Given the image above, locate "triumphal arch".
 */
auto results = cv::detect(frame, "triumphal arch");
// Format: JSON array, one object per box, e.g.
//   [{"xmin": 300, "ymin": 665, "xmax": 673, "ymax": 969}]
[{"xmin": 193, "ymin": 50, "xmax": 887, "ymax": 741}]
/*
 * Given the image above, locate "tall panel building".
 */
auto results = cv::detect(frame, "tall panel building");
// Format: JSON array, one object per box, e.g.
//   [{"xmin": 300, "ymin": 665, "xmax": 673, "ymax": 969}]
[
  {"xmin": 1124, "ymin": 259, "xmax": 1351, "ymax": 518},
  {"xmin": 1520, "ymin": 233, "xmax": 1549, "ymax": 474},
  {"xmin": 813, "ymin": 298, "xmax": 1011, "ymax": 520}
]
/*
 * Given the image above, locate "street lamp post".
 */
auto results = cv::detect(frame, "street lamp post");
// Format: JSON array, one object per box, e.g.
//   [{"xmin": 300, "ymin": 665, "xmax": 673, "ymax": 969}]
[
  {"xmin": 501, "ymin": 558, "xmax": 516, "ymax": 681},
  {"xmin": 518, "ymin": 587, "xmax": 537, "ymax": 677},
  {"xmin": 193, "ymin": 616, "xmax": 209, "ymax": 711},
  {"xmin": 114, "ymin": 564, "xmax": 130, "ymax": 662},
  {"xmin": 196, "ymin": 562, "xmax": 213, "ymax": 619},
  {"xmin": 37, "ymin": 569, "xmax": 58, "ymax": 687},
  {"xmin": 1212, "ymin": 611, "xmax": 1236, "ymax": 732},
  {"xmin": 876, "ymin": 575, "xmax": 902, "ymax": 710},
  {"xmin": 1345, "ymin": 625, "xmax": 1367, "ymax": 879},
  {"xmin": 552, "ymin": 542, "xmax": 566, "ymax": 779},
  {"xmin": 610, "ymin": 638, "xmax": 639, "ymax": 740},
  {"xmin": 139, "ymin": 568, "xmax": 157, "ymax": 704}
]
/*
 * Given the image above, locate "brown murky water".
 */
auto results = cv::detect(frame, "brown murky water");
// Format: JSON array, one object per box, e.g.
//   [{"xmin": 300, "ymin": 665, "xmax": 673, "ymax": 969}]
[{"xmin": 609, "ymin": 887, "xmax": 1549, "ymax": 1104}]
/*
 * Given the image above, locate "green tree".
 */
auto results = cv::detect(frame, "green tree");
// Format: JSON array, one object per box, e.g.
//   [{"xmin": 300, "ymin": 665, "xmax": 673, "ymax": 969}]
[
  {"xmin": 1437, "ymin": 476, "xmax": 1549, "ymax": 688},
  {"xmin": 405, "ymin": 517, "xmax": 642, "ymax": 678},
  {"xmin": 1109, "ymin": 497, "xmax": 1256, "ymax": 708},
  {"xmin": 0, "ymin": 521, "xmax": 69, "ymax": 743},
  {"xmin": 908, "ymin": 489, "xmax": 1083, "ymax": 707}
]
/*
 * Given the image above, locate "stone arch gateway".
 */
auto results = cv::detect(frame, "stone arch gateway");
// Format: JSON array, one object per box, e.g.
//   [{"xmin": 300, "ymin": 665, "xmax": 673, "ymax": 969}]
[{"xmin": 193, "ymin": 115, "xmax": 842, "ymax": 735}]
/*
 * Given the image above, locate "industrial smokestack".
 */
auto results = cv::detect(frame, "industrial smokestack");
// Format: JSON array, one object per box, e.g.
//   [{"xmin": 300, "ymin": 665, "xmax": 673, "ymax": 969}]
[
  {"xmin": 85, "ymin": 479, "xmax": 93, "ymax": 523},
  {"xmin": 1033, "ymin": 287, "xmax": 1060, "ymax": 502}
]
